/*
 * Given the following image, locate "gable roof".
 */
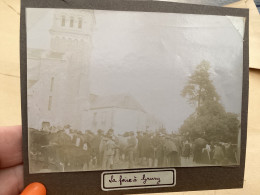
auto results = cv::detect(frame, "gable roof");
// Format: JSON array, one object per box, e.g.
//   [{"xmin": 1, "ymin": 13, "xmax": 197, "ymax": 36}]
[{"xmin": 90, "ymin": 94, "xmax": 145, "ymax": 112}]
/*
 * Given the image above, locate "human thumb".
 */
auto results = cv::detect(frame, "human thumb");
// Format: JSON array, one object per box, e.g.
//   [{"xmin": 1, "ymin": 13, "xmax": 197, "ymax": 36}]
[{"xmin": 20, "ymin": 182, "xmax": 46, "ymax": 195}]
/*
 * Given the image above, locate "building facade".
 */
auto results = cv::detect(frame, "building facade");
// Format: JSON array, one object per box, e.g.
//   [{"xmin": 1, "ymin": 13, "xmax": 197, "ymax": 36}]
[
  {"xmin": 27, "ymin": 10, "xmax": 163, "ymax": 133},
  {"xmin": 81, "ymin": 94, "xmax": 163, "ymax": 134},
  {"xmin": 27, "ymin": 10, "xmax": 95, "ymax": 130}
]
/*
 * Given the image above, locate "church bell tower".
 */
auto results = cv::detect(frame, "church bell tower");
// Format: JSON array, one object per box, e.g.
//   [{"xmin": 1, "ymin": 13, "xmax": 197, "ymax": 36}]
[{"xmin": 49, "ymin": 9, "xmax": 95, "ymax": 130}]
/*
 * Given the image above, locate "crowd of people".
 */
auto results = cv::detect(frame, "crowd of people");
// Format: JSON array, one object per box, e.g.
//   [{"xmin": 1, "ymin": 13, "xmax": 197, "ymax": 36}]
[{"xmin": 29, "ymin": 126, "xmax": 238, "ymax": 173}]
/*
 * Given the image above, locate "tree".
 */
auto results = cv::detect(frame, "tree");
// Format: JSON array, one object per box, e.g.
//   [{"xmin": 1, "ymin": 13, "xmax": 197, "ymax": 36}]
[
  {"xmin": 179, "ymin": 60, "xmax": 240, "ymax": 143},
  {"xmin": 181, "ymin": 60, "xmax": 220, "ymax": 110}
]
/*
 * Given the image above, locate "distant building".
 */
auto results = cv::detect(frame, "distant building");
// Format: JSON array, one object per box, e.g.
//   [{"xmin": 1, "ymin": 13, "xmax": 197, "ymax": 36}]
[{"xmin": 81, "ymin": 94, "xmax": 163, "ymax": 134}]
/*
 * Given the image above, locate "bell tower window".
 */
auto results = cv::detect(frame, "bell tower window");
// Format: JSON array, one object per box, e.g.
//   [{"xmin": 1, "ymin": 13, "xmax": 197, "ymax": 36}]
[
  {"xmin": 70, "ymin": 17, "xmax": 74, "ymax": 27},
  {"xmin": 50, "ymin": 77, "xmax": 54, "ymax": 92},
  {"xmin": 78, "ymin": 18, "xmax": 82, "ymax": 29},
  {"xmin": 61, "ymin": 16, "xmax": 65, "ymax": 26}
]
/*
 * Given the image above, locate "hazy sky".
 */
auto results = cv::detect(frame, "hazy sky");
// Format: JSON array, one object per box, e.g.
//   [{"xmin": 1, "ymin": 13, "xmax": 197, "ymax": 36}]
[{"xmin": 27, "ymin": 9, "xmax": 244, "ymax": 132}]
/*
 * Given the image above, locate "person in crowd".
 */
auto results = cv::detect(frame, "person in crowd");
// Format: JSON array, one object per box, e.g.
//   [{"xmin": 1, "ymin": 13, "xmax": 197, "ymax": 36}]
[
  {"xmin": 151, "ymin": 132, "xmax": 164, "ymax": 167},
  {"xmin": 91, "ymin": 129, "xmax": 104, "ymax": 168},
  {"xmin": 209, "ymin": 142, "xmax": 215, "ymax": 164},
  {"xmin": 136, "ymin": 131, "xmax": 143, "ymax": 165},
  {"xmin": 201, "ymin": 143, "xmax": 211, "ymax": 164},
  {"xmin": 157, "ymin": 133, "xmax": 166, "ymax": 167},
  {"xmin": 126, "ymin": 131, "xmax": 137, "ymax": 168},
  {"xmin": 52, "ymin": 129, "xmax": 72, "ymax": 171},
  {"xmin": 213, "ymin": 143, "xmax": 224, "ymax": 165},
  {"xmin": 193, "ymin": 142, "xmax": 203, "ymax": 164},
  {"xmin": 80, "ymin": 131, "xmax": 93, "ymax": 170},
  {"xmin": 172, "ymin": 134, "xmax": 181, "ymax": 166},
  {"xmin": 142, "ymin": 131, "xmax": 154, "ymax": 167},
  {"xmin": 163, "ymin": 135, "xmax": 179, "ymax": 166},
  {"xmin": 223, "ymin": 142, "xmax": 237, "ymax": 164},
  {"xmin": 100, "ymin": 129, "xmax": 118, "ymax": 170},
  {"xmin": 182, "ymin": 140, "xmax": 191, "ymax": 163}
]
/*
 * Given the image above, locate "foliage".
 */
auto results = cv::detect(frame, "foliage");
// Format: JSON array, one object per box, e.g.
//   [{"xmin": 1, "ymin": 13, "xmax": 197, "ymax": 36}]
[
  {"xmin": 179, "ymin": 61, "xmax": 240, "ymax": 143},
  {"xmin": 181, "ymin": 60, "xmax": 220, "ymax": 108}
]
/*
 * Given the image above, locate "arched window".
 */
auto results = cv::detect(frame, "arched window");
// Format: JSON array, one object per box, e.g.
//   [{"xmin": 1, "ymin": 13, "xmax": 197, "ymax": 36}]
[
  {"xmin": 78, "ymin": 18, "xmax": 82, "ymax": 29},
  {"xmin": 70, "ymin": 17, "xmax": 74, "ymax": 27},
  {"xmin": 61, "ymin": 16, "xmax": 65, "ymax": 26}
]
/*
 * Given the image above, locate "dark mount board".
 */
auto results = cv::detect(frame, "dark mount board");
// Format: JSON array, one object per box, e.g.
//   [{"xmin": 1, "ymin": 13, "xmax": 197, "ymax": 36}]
[{"xmin": 20, "ymin": 0, "xmax": 249, "ymax": 194}]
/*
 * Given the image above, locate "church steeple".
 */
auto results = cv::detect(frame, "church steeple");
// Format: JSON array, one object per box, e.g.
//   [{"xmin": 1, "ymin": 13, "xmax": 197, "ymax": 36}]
[
  {"xmin": 48, "ymin": 10, "xmax": 95, "ymax": 130},
  {"xmin": 49, "ymin": 9, "xmax": 95, "ymax": 53}
]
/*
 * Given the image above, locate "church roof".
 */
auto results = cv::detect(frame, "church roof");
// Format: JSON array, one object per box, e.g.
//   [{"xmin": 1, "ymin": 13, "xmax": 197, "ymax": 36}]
[{"xmin": 90, "ymin": 94, "xmax": 145, "ymax": 112}]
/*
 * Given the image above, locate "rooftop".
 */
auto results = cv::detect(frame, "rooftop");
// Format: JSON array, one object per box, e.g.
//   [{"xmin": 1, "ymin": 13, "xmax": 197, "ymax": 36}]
[{"xmin": 90, "ymin": 94, "xmax": 146, "ymax": 112}]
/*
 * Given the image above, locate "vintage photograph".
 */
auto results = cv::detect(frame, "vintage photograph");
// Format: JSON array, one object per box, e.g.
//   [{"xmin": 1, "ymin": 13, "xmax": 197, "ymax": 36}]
[{"xmin": 26, "ymin": 8, "xmax": 245, "ymax": 173}]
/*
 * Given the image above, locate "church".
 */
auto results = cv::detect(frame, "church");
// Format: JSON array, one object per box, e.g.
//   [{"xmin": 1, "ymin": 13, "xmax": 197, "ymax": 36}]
[
  {"xmin": 27, "ymin": 9, "xmax": 94, "ymax": 130},
  {"xmin": 27, "ymin": 9, "xmax": 163, "ymax": 133}
]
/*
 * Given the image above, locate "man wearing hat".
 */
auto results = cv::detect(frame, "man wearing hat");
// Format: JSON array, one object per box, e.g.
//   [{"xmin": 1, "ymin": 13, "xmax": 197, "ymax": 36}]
[
  {"xmin": 100, "ymin": 129, "xmax": 117, "ymax": 169},
  {"xmin": 126, "ymin": 131, "xmax": 137, "ymax": 168},
  {"xmin": 92, "ymin": 129, "xmax": 104, "ymax": 168}
]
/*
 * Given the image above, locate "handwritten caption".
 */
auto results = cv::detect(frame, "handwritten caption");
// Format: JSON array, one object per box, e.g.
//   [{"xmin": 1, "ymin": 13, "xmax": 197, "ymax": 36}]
[
  {"xmin": 102, "ymin": 169, "xmax": 175, "ymax": 191},
  {"xmin": 109, "ymin": 173, "xmax": 161, "ymax": 185}
]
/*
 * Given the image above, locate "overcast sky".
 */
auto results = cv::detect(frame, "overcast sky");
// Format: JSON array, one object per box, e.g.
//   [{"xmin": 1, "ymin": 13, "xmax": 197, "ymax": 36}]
[{"xmin": 27, "ymin": 9, "xmax": 244, "ymax": 132}]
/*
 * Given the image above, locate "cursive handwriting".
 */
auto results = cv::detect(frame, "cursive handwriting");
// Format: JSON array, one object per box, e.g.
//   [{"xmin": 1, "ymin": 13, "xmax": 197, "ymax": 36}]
[
  {"xmin": 108, "ymin": 174, "xmax": 161, "ymax": 185},
  {"xmin": 109, "ymin": 175, "xmax": 138, "ymax": 185},
  {"xmin": 141, "ymin": 174, "xmax": 161, "ymax": 185}
]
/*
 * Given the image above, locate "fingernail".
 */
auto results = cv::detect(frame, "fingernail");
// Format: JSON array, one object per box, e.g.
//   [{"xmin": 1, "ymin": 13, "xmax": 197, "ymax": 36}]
[{"xmin": 21, "ymin": 182, "xmax": 46, "ymax": 195}]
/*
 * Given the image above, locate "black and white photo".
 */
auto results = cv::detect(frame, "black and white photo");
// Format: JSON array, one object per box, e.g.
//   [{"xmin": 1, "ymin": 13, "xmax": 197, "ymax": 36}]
[{"xmin": 26, "ymin": 8, "xmax": 245, "ymax": 173}]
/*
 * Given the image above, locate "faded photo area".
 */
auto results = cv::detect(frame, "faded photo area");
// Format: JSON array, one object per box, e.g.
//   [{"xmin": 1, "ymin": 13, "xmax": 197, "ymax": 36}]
[{"xmin": 26, "ymin": 8, "xmax": 245, "ymax": 173}]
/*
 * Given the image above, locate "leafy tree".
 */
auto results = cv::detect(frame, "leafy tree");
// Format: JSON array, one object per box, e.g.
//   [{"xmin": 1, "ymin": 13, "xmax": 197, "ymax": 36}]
[
  {"xmin": 181, "ymin": 60, "xmax": 220, "ymax": 109},
  {"xmin": 179, "ymin": 60, "xmax": 240, "ymax": 143}
]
